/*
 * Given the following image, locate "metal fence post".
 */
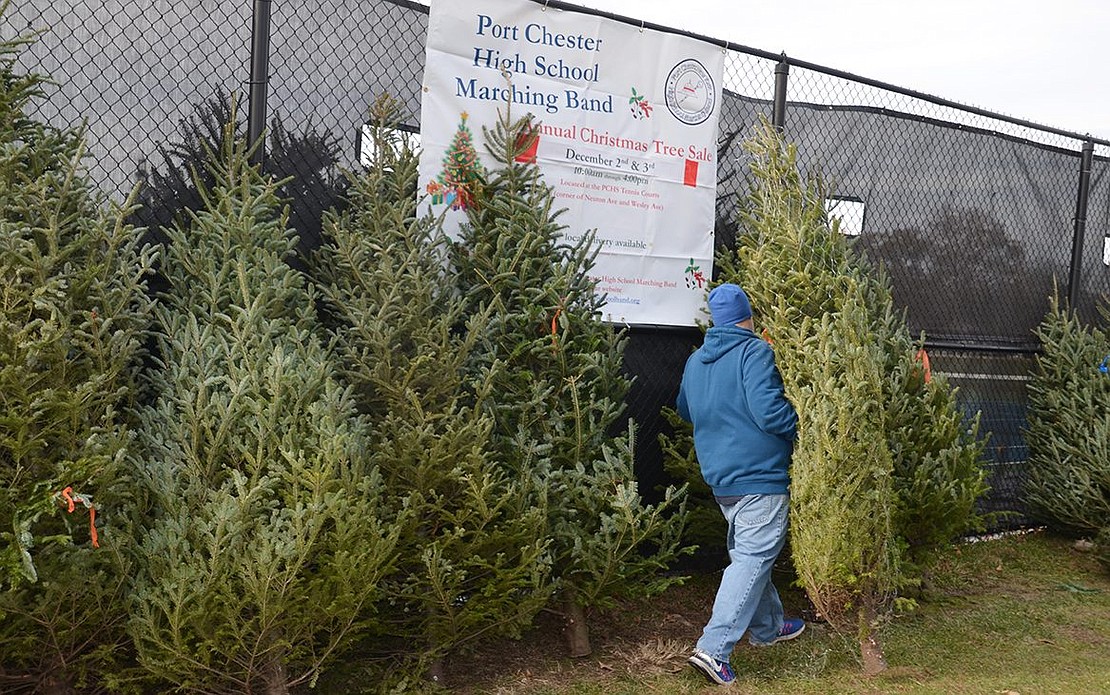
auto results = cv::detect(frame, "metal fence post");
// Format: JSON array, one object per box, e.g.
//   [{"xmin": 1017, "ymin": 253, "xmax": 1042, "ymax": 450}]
[
  {"xmin": 1066, "ymin": 139, "xmax": 1095, "ymax": 310},
  {"xmin": 772, "ymin": 54, "xmax": 789, "ymax": 130},
  {"xmin": 247, "ymin": 0, "xmax": 273, "ymax": 166}
]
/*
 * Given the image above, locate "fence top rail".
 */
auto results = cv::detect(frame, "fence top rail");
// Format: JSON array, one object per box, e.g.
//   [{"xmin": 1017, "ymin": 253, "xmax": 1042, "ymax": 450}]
[{"xmin": 394, "ymin": 0, "xmax": 1110, "ymax": 150}]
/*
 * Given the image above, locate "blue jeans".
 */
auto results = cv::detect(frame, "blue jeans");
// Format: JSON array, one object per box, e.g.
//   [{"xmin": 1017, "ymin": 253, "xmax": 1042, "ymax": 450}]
[{"xmin": 696, "ymin": 494, "xmax": 789, "ymax": 662}]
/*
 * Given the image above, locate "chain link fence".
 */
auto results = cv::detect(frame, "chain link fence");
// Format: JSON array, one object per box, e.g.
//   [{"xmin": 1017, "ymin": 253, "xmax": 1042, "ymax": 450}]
[{"xmin": 6, "ymin": 0, "xmax": 1109, "ymax": 530}]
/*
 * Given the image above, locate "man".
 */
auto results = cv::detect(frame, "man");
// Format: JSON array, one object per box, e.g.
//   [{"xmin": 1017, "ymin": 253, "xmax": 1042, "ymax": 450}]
[{"xmin": 677, "ymin": 283, "xmax": 805, "ymax": 686}]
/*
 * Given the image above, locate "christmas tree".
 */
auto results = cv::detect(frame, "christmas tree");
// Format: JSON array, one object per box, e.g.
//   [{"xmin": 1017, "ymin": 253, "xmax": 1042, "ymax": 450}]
[
  {"xmin": 0, "ymin": 17, "xmax": 154, "ymax": 689},
  {"xmin": 125, "ymin": 118, "xmax": 398, "ymax": 693},
  {"xmin": 1025, "ymin": 291, "xmax": 1110, "ymax": 557},
  {"xmin": 713, "ymin": 120, "xmax": 985, "ymax": 673},
  {"xmin": 659, "ymin": 407, "xmax": 725, "ymax": 554},
  {"xmin": 435, "ymin": 112, "xmax": 482, "ymax": 210},
  {"xmin": 311, "ymin": 97, "xmax": 552, "ymax": 687},
  {"xmin": 131, "ymin": 88, "xmax": 345, "ymax": 262},
  {"xmin": 452, "ymin": 108, "xmax": 689, "ymax": 657}
]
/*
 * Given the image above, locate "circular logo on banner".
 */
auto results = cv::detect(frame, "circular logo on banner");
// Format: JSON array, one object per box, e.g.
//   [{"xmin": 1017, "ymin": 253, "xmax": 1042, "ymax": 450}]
[{"xmin": 664, "ymin": 59, "xmax": 716, "ymax": 125}]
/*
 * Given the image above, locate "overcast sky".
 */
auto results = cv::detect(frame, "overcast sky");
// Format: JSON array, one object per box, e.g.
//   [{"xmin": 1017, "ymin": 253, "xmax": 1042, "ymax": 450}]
[{"xmin": 554, "ymin": 0, "xmax": 1110, "ymax": 143}]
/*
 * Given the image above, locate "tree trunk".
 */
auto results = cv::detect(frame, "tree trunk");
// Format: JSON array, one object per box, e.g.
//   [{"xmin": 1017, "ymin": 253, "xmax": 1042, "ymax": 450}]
[
  {"xmin": 858, "ymin": 607, "xmax": 888, "ymax": 676},
  {"xmin": 860, "ymin": 632, "xmax": 888, "ymax": 675},
  {"xmin": 262, "ymin": 647, "xmax": 290, "ymax": 695},
  {"xmin": 426, "ymin": 656, "xmax": 447, "ymax": 687},
  {"xmin": 39, "ymin": 674, "xmax": 76, "ymax": 695},
  {"xmin": 564, "ymin": 598, "xmax": 591, "ymax": 657}
]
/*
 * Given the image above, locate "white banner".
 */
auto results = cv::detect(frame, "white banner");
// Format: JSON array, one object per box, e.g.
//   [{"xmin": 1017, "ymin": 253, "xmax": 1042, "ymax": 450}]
[{"xmin": 418, "ymin": 0, "xmax": 724, "ymax": 326}]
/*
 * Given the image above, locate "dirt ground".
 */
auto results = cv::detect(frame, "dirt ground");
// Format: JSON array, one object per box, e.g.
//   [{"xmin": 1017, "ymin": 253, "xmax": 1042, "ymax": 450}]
[{"xmin": 447, "ymin": 562, "xmax": 814, "ymax": 693}]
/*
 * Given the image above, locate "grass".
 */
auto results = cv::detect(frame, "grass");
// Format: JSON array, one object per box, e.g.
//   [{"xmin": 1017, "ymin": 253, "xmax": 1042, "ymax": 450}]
[{"xmin": 452, "ymin": 531, "xmax": 1110, "ymax": 694}]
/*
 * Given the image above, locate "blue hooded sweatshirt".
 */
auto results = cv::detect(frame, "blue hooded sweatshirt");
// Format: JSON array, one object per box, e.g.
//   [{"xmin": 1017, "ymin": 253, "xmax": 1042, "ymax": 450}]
[{"xmin": 676, "ymin": 326, "xmax": 797, "ymax": 497}]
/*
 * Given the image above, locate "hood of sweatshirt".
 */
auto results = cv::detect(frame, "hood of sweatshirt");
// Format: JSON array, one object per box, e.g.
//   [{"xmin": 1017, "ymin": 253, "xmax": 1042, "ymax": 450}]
[{"xmin": 699, "ymin": 325, "xmax": 760, "ymax": 363}]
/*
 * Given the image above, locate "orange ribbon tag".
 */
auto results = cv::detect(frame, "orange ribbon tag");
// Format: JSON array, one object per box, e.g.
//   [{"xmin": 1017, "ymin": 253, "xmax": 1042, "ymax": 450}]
[
  {"xmin": 59, "ymin": 486, "xmax": 99, "ymax": 548},
  {"xmin": 915, "ymin": 348, "xmax": 932, "ymax": 384}
]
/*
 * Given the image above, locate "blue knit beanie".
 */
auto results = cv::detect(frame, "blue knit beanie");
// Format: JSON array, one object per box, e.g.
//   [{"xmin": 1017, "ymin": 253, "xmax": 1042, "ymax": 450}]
[{"xmin": 707, "ymin": 283, "xmax": 752, "ymax": 326}]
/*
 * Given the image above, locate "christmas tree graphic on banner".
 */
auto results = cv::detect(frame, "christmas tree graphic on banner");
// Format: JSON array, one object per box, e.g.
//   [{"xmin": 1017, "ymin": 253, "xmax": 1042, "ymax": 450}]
[{"xmin": 425, "ymin": 112, "xmax": 482, "ymax": 211}]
